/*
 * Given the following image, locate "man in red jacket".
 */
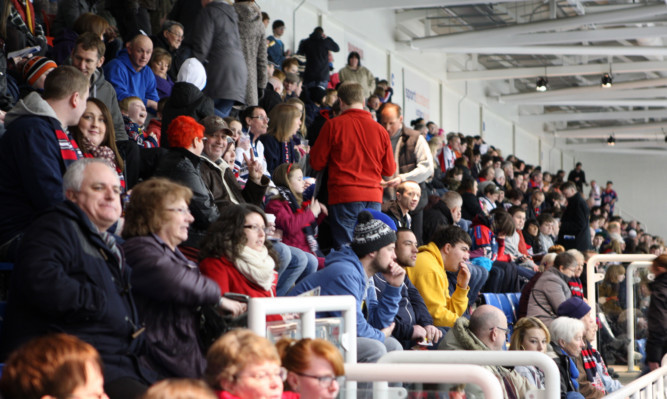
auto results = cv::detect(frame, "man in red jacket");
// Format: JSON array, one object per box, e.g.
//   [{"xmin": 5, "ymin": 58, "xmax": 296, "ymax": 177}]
[{"xmin": 310, "ymin": 82, "xmax": 396, "ymax": 249}]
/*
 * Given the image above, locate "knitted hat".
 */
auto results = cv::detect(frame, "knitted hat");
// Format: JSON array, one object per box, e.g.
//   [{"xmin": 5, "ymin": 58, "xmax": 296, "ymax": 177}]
[
  {"xmin": 557, "ymin": 297, "xmax": 591, "ymax": 319},
  {"xmin": 351, "ymin": 211, "xmax": 396, "ymax": 258},
  {"xmin": 23, "ymin": 57, "xmax": 57, "ymax": 87}
]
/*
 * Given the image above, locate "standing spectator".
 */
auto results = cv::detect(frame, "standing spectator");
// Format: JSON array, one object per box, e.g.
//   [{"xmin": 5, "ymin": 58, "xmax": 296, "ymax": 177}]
[
  {"xmin": 234, "ymin": 0, "xmax": 267, "ymax": 107},
  {"xmin": 567, "ymin": 162, "xmax": 587, "ymax": 193},
  {"xmin": 191, "ymin": 0, "xmax": 247, "ymax": 117},
  {"xmin": 338, "ymin": 51, "xmax": 375, "ymax": 100},
  {"xmin": 104, "ymin": 34, "xmax": 159, "ymax": 110},
  {"xmin": 558, "ymin": 182, "xmax": 591, "ymax": 252},
  {"xmin": 646, "ymin": 254, "xmax": 667, "ymax": 372},
  {"xmin": 267, "ymin": 20, "xmax": 289, "ymax": 68},
  {"xmin": 379, "ymin": 102, "xmax": 434, "ymax": 245},
  {"xmin": 297, "ymin": 27, "xmax": 339, "ymax": 89},
  {"xmin": 437, "ymin": 132, "xmax": 460, "ymax": 173},
  {"xmin": 166, "ymin": 0, "xmax": 202, "ymax": 46},
  {"xmin": 310, "ymin": 83, "xmax": 395, "ymax": 248},
  {"xmin": 0, "ymin": 66, "xmax": 88, "ymax": 261},
  {"xmin": 52, "ymin": 0, "xmax": 105, "ymax": 37},
  {"xmin": 600, "ymin": 181, "xmax": 618, "ymax": 215},
  {"xmin": 589, "ymin": 180, "xmax": 601, "ymax": 207}
]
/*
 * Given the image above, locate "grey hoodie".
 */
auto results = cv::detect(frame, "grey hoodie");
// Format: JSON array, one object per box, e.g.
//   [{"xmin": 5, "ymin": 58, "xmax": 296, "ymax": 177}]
[{"xmin": 5, "ymin": 92, "xmax": 62, "ymax": 129}]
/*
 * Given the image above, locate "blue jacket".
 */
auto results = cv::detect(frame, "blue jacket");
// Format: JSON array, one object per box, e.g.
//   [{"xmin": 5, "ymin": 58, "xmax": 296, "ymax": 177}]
[
  {"xmin": 0, "ymin": 92, "xmax": 82, "ymax": 245},
  {"xmin": 267, "ymin": 35, "xmax": 285, "ymax": 67},
  {"xmin": 104, "ymin": 49, "xmax": 159, "ymax": 104},
  {"xmin": 373, "ymin": 273, "xmax": 433, "ymax": 347},
  {"xmin": 290, "ymin": 246, "xmax": 401, "ymax": 342},
  {"xmin": 0, "ymin": 201, "xmax": 157, "ymax": 385}
]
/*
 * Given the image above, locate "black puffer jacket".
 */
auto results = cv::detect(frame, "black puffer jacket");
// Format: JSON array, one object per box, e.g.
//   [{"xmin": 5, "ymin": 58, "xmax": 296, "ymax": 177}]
[
  {"xmin": 646, "ymin": 271, "xmax": 667, "ymax": 364},
  {"xmin": 152, "ymin": 147, "xmax": 220, "ymax": 248},
  {"xmin": 160, "ymin": 82, "xmax": 215, "ymax": 147},
  {"xmin": 297, "ymin": 30, "xmax": 339, "ymax": 84}
]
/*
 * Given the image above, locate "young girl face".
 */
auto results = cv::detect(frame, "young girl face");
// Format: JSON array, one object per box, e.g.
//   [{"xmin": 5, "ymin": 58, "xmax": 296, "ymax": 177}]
[
  {"xmin": 223, "ymin": 143, "xmax": 236, "ymax": 164},
  {"xmin": 521, "ymin": 327, "xmax": 548, "ymax": 353},
  {"xmin": 288, "ymin": 168, "xmax": 305, "ymax": 195},
  {"xmin": 228, "ymin": 120, "xmax": 243, "ymax": 143}
]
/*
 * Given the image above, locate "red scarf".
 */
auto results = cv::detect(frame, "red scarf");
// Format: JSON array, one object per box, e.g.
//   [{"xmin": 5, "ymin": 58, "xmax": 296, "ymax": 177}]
[{"xmin": 54, "ymin": 129, "xmax": 83, "ymax": 165}]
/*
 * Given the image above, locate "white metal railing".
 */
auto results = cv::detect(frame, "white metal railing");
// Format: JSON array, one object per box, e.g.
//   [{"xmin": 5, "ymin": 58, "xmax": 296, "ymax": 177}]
[
  {"xmin": 625, "ymin": 261, "xmax": 652, "ymax": 371},
  {"xmin": 602, "ymin": 354, "xmax": 667, "ymax": 399},
  {"xmin": 585, "ymin": 254, "xmax": 656, "ymax": 349},
  {"xmin": 344, "ymin": 363, "xmax": 504, "ymax": 399},
  {"xmin": 247, "ymin": 295, "xmax": 357, "ymax": 363},
  {"xmin": 376, "ymin": 350, "xmax": 559, "ymax": 399}
]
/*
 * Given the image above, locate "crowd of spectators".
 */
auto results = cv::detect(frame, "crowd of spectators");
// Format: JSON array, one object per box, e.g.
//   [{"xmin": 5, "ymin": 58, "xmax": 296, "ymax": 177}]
[{"xmin": 0, "ymin": 1, "xmax": 664, "ymax": 399}]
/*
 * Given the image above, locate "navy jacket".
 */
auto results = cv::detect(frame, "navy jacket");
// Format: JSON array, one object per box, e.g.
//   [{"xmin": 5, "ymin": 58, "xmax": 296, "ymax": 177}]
[
  {"xmin": 373, "ymin": 273, "xmax": 433, "ymax": 348},
  {"xmin": 0, "ymin": 201, "xmax": 156, "ymax": 385},
  {"xmin": 297, "ymin": 31, "xmax": 339, "ymax": 83}
]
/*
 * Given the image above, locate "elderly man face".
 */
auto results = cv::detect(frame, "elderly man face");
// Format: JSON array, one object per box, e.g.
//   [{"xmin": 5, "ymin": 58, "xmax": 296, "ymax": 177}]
[
  {"xmin": 127, "ymin": 36, "xmax": 153, "ymax": 71},
  {"xmin": 66, "ymin": 162, "xmax": 122, "ymax": 232},
  {"xmin": 164, "ymin": 24, "xmax": 184, "ymax": 50}
]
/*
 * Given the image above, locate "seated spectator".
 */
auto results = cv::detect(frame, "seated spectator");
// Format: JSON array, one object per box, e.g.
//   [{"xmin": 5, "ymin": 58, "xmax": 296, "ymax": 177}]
[
  {"xmin": 526, "ymin": 252, "xmax": 577, "ymax": 327},
  {"xmin": 524, "ymin": 218, "xmax": 543, "ymax": 254},
  {"xmin": 548, "ymin": 317, "xmax": 586, "ymax": 399},
  {"xmin": 459, "ymin": 176, "xmax": 483, "ymax": 221},
  {"xmin": 149, "ymin": 116, "xmax": 219, "ymax": 253},
  {"xmin": 277, "ymin": 338, "xmax": 344, "ymax": 399},
  {"xmin": 145, "ymin": 97, "xmax": 167, "ymax": 143},
  {"xmin": 150, "ymin": 47, "xmax": 174, "ymax": 99},
  {"xmin": 290, "ymin": 211, "xmax": 405, "ymax": 363},
  {"xmin": 375, "ymin": 228, "xmax": 444, "ymax": 349},
  {"xmin": 120, "ymin": 96, "xmax": 158, "ymax": 148},
  {"xmin": 204, "ymin": 329, "xmax": 298, "ymax": 399},
  {"xmin": 509, "ymin": 316, "xmax": 550, "ymax": 389},
  {"xmin": 338, "ymin": 51, "xmax": 375, "ymax": 99},
  {"xmin": 0, "ymin": 334, "xmax": 107, "ymax": 399},
  {"xmin": 599, "ymin": 264, "xmax": 625, "ymax": 324},
  {"xmin": 104, "ymin": 34, "xmax": 159, "ymax": 110},
  {"xmin": 266, "ymin": 163, "xmax": 326, "ymax": 266},
  {"xmin": 160, "ymin": 57, "xmax": 215, "ymax": 147},
  {"xmin": 140, "ymin": 379, "xmax": 217, "ymax": 399},
  {"xmin": 382, "ymin": 180, "xmax": 421, "ymax": 230},
  {"xmin": 526, "ymin": 190, "xmax": 545, "ymax": 221},
  {"xmin": 557, "ymin": 298, "xmax": 623, "ymax": 397},
  {"xmin": 538, "ymin": 213, "xmax": 557, "ymax": 253},
  {"xmin": 199, "ymin": 116, "xmax": 269, "ymax": 211},
  {"xmin": 518, "ymin": 253, "xmax": 557, "ymax": 319},
  {"xmin": 199, "ymin": 204, "xmax": 281, "ymax": 321},
  {"xmin": 479, "ymin": 182, "xmax": 499, "ymax": 215},
  {"xmin": 236, "ymin": 106, "xmax": 269, "ymax": 181},
  {"xmin": 260, "ymin": 103, "xmax": 301, "ymax": 175},
  {"xmin": 439, "ymin": 305, "xmax": 532, "ymax": 398},
  {"xmin": 1, "ymin": 0, "xmax": 47, "ymax": 56},
  {"xmin": 151, "ymin": 20, "xmax": 187, "ymax": 81},
  {"xmin": 0, "ymin": 159, "xmax": 156, "ymax": 397},
  {"xmin": 506, "ymin": 205, "xmax": 538, "ymax": 271},
  {"xmin": 407, "ymin": 225, "xmax": 472, "ymax": 329},
  {"xmin": 258, "ymin": 75, "xmax": 284, "ymax": 115},
  {"xmin": 20, "ymin": 56, "xmax": 57, "ymax": 96},
  {"xmin": 283, "ymin": 73, "xmax": 302, "ymax": 100},
  {"xmin": 0, "ymin": 66, "xmax": 87, "ymax": 261},
  {"xmin": 122, "ymin": 178, "xmax": 246, "ymax": 378},
  {"xmin": 567, "ymin": 249, "xmax": 585, "ymax": 298},
  {"xmin": 71, "ymin": 98, "xmax": 127, "ymax": 189}
]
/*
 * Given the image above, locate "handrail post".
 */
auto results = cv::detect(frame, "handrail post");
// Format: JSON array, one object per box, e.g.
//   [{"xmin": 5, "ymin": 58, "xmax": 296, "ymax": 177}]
[{"xmin": 625, "ymin": 261, "xmax": 651, "ymax": 372}]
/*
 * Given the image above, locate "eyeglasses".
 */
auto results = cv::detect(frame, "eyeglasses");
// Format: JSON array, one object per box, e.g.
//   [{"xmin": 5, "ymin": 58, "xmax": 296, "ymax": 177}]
[
  {"xmin": 167, "ymin": 30, "xmax": 184, "ymax": 40},
  {"xmin": 244, "ymin": 224, "xmax": 270, "ymax": 234},
  {"xmin": 250, "ymin": 116, "xmax": 270, "ymax": 122},
  {"xmin": 237, "ymin": 367, "xmax": 287, "ymax": 382},
  {"xmin": 166, "ymin": 207, "xmax": 191, "ymax": 215},
  {"xmin": 294, "ymin": 372, "xmax": 342, "ymax": 388},
  {"xmin": 491, "ymin": 326, "xmax": 510, "ymax": 337}
]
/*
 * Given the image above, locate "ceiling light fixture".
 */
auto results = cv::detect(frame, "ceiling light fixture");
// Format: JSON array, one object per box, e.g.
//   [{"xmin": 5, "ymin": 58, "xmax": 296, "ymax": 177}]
[
  {"xmin": 607, "ymin": 135, "xmax": 616, "ymax": 146},
  {"xmin": 536, "ymin": 77, "xmax": 548, "ymax": 92},
  {"xmin": 601, "ymin": 64, "xmax": 613, "ymax": 88}
]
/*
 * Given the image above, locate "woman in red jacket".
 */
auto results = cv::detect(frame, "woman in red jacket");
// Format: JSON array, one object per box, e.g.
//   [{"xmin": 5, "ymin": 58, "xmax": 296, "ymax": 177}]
[{"xmin": 265, "ymin": 163, "xmax": 326, "ymax": 268}]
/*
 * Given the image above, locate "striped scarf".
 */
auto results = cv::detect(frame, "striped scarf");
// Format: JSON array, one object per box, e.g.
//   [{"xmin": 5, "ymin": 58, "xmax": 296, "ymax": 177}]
[
  {"xmin": 569, "ymin": 277, "xmax": 584, "ymax": 298},
  {"xmin": 54, "ymin": 129, "xmax": 83, "ymax": 166},
  {"xmin": 581, "ymin": 341, "xmax": 607, "ymax": 393}
]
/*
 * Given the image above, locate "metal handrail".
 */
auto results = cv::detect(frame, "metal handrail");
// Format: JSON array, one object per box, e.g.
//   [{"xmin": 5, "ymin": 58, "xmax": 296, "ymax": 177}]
[
  {"xmin": 624, "ymin": 261, "xmax": 652, "ymax": 372},
  {"xmin": 344, "ymin": 363, "xmax": 504, "ymax": 399},
  {"xmin": 247, "ymin": 295, "xmax": 357, "ymax": 363},
  {"xmin": 377, "ymin": 350, "xmax": 559, "ymax": 399},
  {"xmin": 585, "ymin": 254, "xmax": 656, "ymax": 349},
  {"xmin": 602, "ymin": 357, "xmax": 667, "ymax": 399}
]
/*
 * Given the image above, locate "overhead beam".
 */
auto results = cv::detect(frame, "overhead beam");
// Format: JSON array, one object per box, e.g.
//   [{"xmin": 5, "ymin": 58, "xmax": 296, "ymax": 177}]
[
  {"xmin": 433, "ymin": 45, "xmax": 667, "ymax": 57},
  {"xmin": 447, "ymin": 61, "xmax": 667, "ymax": 81},
  {"xmin": 526, "ymin": 99, "xmax": 667, "ymax": 106},
  {"xmin": 328, "ymin": 0, "xmax": 528, "ymax": 11},
  {"xmin": 561, "ymin": 141, "xmax": 667, "ymax": 150},
  {"xmin": 504, "ymin": 88, "xmax": 667, "ymax": 105},
  {"xmin": 519, "ymin": 110, "xmax": 667, "ymax": 123},
  {"xmin": 411, "ymin": 4, "xmax": 666, "ymax": 48},
  {"xmin": 554, "ymin": 121, "xmax": 667, "ymax": 137}
]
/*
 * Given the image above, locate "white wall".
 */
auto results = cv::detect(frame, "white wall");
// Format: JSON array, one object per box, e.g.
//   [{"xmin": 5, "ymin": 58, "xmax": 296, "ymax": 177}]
[{"xmin": 482, "ymin": 108, "xmax": 513, "ymax": 157}]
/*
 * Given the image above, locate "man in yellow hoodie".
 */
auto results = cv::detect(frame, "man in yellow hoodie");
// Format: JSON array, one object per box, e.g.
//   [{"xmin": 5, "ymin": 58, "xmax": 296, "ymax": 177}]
[{"xmin": 406, "ymin": 225, "xmax": 472, "ymax": 328}]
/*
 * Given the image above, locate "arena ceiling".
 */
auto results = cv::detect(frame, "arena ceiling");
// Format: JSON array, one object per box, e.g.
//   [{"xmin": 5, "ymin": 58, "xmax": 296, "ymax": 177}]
[{"xmin": 328, "ymin": 0, "xmax": 667, "ymax": 154}]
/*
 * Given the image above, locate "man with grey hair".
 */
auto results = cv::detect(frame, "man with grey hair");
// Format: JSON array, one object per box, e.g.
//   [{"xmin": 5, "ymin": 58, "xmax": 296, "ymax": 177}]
[
  {"xmin": 0, "ymin": 159, "xmax": 156, "ymax": 398},
  {"xmin": 152, "ymin": 20, "xmax": 187, "ymax": 80},
  {"xmin": 439, "ymin": 305, "xmax": 532, "ymax": 398}
]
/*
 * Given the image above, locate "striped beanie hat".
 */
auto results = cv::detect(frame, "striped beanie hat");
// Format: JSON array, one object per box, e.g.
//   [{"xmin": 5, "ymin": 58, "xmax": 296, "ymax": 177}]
[
  {"xmin": 351, "ymin": 211, "xmax": 396, "ymax": 257},
  {"xmin": 23, "ymin": 56, "xmax": 57, "ymax": 87}
]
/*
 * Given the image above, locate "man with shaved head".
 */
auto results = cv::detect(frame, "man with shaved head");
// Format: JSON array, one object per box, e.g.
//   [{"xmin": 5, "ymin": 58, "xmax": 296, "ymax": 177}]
[
  {"xmin": 104, "ymin": 34, "xmax": 159, "ymax": 110},
  {"xmin": 439, "ymin": 305, "xmax": 532, "ymax": 398}
]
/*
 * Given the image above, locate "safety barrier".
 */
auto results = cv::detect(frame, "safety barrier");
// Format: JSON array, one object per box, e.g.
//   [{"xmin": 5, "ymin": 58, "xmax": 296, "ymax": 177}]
[
  {"xmin": 247, "ymin": 295, "xmax": 357, "ymax": 362},
  {"xmin": 624, "ymin": 261, "xmax": 652, "ymax": 371},
  {"xmin": 603, "ymin": 355, "xmax": 667, "ymax": 399},
  {"xmin": 585, "ymin": 254, "xmax": 656, "ymax": 349},
  {"xmin": 376, "ymin": 350, "xmax": 560, "ymax": 399},
  {"xmin": 344, "ymin": 363, "xmax": 504, "ymax": 399}
]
